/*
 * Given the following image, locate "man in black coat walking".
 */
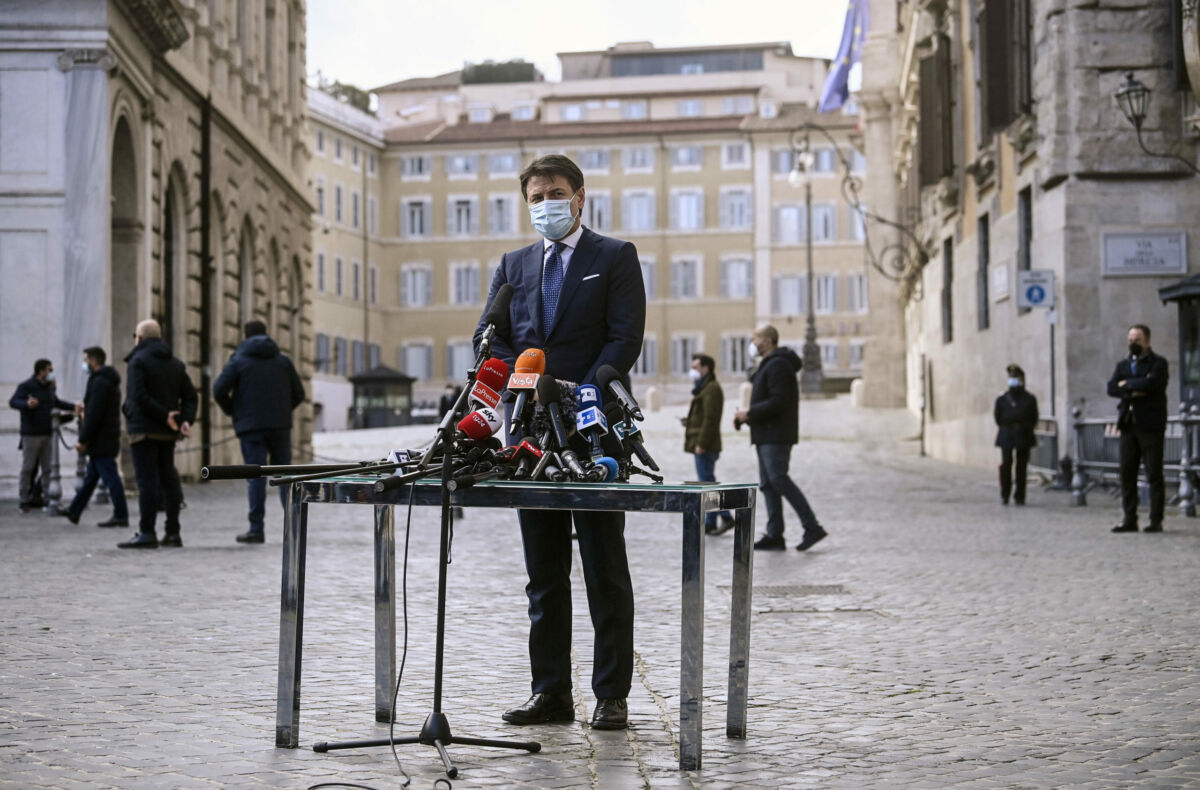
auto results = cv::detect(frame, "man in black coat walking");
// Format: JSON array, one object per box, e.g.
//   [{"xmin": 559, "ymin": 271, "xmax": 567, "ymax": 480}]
[
  {"xmin": 1108, "ymin": 323, "xmax": 1169, "ymax": 533},
  {"xmin": 213, "ymin": 320, "xmax": 305, "ymax": 544},
  {"xmin": 8, "ymin": 358, "xmax": 74, "ymax": 512},
  {"xmin": 993, "ymin": 363, "xmax": 1039, "ymax": 506},
  {"xmin": 733, "ymin": 325, "xmax": 827, "ymax": 552},
  {"xmin": 118, "ymin": 319, "xmax": 197, "ymax": 549},
  {"xmin": 58, "ymin": 347, "xmax": 129, "ymax": 526}
]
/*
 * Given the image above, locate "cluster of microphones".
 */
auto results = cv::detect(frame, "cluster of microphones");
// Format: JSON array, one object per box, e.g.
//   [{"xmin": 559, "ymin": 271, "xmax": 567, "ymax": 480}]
[{"xmin": 418, "ymin": 347, "xmax": 661, "ymax": 492}]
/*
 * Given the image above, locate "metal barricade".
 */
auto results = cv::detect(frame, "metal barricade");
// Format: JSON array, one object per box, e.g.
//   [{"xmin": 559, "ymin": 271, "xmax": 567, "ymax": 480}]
[{"xmin": 1028, "ymin": 418, "xmax": 1059, "ymax": 475}]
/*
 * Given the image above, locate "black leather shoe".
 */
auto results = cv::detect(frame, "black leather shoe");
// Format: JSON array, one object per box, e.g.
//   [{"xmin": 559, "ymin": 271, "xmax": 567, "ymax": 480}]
[
  {"xmin": 753, "ymin": 534, "xmax": 785, "ymax": 551},
  {"xmin": 707, "ymin": 514, "xmax": 737, "ymax": 536},
  {"xmin": 160, "ymin": 533, "xmax": 183, "ymax": 548},
  {"xmin": 1111, "ymin": 523, "xmax": 1139, "ymax": 533},
  {"xmin": 591, "ymin": 698, "xmax": 628, "ymax": 730},
  {"xmin": 502, "ymin": 692, "xmax": 574, "ymax": 725},
  {"xmin": 796, "ymin": 525, "xmax": 828, "ymax": 551},
  {"xmin": 1143, "ymin": 523, "xmax": 1163, "ymax": 533},
  {"xmin": 236, "ymin": 531, "xmax": 265, "ymax": 544},
  {"xmin": 97, "ymin": 518, "xmax": 128, "ymax": 528},
  {"xmin": 118, "ymin": 532, "xmax": 158, "ymax": 549},
  {"xmin": 56, "ymin": 510, "xmax": 80, "ymax": 525}
]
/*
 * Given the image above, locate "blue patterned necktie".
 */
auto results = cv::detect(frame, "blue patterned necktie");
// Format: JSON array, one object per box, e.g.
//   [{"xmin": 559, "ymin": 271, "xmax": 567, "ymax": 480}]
[
  {"xmin": 1131, "ymin": 357, "xmax": 1137, "ymax": 375},
  {"xmin": 541, "ymin": 242, "xmax": 564, "ymax": 338}
]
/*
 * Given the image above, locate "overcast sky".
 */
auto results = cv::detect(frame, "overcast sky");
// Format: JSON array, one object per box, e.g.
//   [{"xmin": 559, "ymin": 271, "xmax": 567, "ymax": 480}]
[{"xmin": 306, "ymin": 0, "xmax": 850, "ymax": 90}]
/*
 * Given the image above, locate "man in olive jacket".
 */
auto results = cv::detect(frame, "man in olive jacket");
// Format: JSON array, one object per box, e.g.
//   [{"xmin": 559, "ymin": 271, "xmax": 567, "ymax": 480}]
[
  {"xmin": 684, "ymin": 352, "xmax": 734, "ymax": 534},
  {"xmin": 733, "ymin": 325, "xmax": 827, "ymax": 552}
]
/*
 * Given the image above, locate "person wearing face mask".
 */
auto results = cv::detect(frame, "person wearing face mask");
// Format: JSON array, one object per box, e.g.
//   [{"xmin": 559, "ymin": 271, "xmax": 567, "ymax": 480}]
[
  {"xmin": 683, "ymin": 353, "xmax": 735, "ymax": 535},
  {"xmin": 1107, "ymin": 323, "xmax": 1169, "ymax": 533},
  {"xmin": 57, "ymin": 347, "xmax": 129, "ymax": 527},
  {"xmin": 9, "ymin": 358, "xmax": 74, "ymax": 513},
  {"xmin": 993, "ymin": 364, "xmax": 1039, "ymax": 506},
  {"xmin": 473, "ymin": 154, "xmax": 645, "ymax": 732}
]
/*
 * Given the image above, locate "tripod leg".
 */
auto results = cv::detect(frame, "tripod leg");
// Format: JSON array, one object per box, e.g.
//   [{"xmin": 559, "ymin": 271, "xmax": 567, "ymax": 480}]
[
  {"xmin": 432, "ymin": 739, "xmax": 457, "ymax": 779},
  {"xmin": 451, "ymin": 735, "xmax": 541, "ymax": 753}
]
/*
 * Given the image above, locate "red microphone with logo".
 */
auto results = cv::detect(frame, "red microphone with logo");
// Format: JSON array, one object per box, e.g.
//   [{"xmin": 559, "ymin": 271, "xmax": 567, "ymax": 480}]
[{"xmin": 468, "ymin": 357, "xmax": 509, "ymax": 411}]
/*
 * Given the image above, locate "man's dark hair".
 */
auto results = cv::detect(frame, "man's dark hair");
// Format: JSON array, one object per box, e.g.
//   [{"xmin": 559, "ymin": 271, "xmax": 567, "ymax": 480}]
[
  {"xmin": 691, "ymin": 353, "xmax": 716, "ymax": 373},
  {"xmin": 244, "ymin": 320, "xmax": 268, "ymax": 338},
  {"xmin": 34, "ymin": 359, "xmax": 51, "ymax": 375},
  {"xmin": 519, "ymin": 154, "xmax": 584, "ymax": 200},
  {"xmin": 83, "ymin": 346, "xmax": 107, "ymax": 366},
  {"xmin": 1130, "ymin": 323, "xmax": 1151, "ymax": 341}
]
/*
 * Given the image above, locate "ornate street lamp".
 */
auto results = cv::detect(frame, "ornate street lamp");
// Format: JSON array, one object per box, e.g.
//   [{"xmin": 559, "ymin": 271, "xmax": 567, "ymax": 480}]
[
  {"xmin": 788, "ymin": 125, "xmax": 824, "ymax": 395},
  {"xmin": 1115, "ymin": 72, "xmax": 1200, "ymax": 175}
]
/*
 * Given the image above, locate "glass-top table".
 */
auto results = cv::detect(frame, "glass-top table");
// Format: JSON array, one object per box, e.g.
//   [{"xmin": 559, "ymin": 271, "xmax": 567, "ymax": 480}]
[{"xmin": 275, "ymin": 475, "xmax": 757, "ymax": 771}]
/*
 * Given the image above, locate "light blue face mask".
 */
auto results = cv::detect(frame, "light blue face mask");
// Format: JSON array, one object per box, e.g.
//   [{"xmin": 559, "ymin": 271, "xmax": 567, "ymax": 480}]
[
  {"xmin": 528, "ymin": 191, "xmax": 578, "ymax": 240},
  {"xmin": 1007, "ymin": 377, "xmax": 1022, "ymax": 388}
]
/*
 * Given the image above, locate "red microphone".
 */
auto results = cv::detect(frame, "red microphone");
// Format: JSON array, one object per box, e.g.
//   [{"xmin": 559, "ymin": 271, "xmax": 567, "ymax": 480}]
[
  {"xmin": 476, "ymin": 357, "xmax": 509, "ymax": 391},
  {"xmin": 456, "ymin": 407, "xmax": 502, "ymax": 442}
]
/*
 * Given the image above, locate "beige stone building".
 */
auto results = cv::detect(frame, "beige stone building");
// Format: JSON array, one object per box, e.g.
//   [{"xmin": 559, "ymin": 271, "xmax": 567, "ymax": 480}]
[
  {"xmin": 308, "ymin": 41, "xmax": 880, "ymax": 418},
  {"xmin": 0, "ymin": 0, "xmax": 313, "ymax": 495},
  {"xmin": 860, "ymin": 0, "xmax": 1200, "ymax": 467}
]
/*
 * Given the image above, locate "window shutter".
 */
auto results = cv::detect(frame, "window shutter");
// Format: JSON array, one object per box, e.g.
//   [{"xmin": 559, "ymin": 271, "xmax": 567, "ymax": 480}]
[
  {"xmin": 1011, "ymin": 0, "xmax": 1032, "ymax": 115},
  {"xmin": 424, "ymin": 270, "xmax": 433, "ymax": 306},
  {"xmin": 982, "ymin": 1, "xmax": 1013, "ymax": 132}
]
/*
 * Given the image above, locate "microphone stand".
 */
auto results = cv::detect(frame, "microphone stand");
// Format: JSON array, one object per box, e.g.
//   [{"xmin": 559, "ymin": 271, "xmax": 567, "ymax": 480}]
[{"xmin": 312, "ymin": 318, "xmax": 540, "ymax": 778}]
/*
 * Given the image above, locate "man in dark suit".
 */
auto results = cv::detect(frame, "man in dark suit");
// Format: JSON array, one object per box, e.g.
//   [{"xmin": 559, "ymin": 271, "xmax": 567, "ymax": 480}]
[
  {"xmin": 473, "ymin": 154, "xmax": 645, "ymax": 731},
  {"xmin": 59, "ymin": 346, "xmax": 129, "ymax": 526},
  {"xmin": 1107, "ymin": 323, "xmax": 1169, "ymax": 533},
  {"xmin": 993, "ymin": 363, "xmax": 1039, "ymax": 506}
]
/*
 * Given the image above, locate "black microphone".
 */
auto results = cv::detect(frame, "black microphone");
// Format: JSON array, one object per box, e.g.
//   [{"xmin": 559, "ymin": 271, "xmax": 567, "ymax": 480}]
[
  {"xmin": 604, "ymin": 402, "xmax": 659, "ymax": 472},
  {"xmin": 596, "ymin": 364, "xmax": 644, "ymax": 421},
  {"xmin": 479, "ymin": 283, "xmax": 514, "ymax": 347},
  {"xmin": 537, "ymin": 376, "xmax": 570, "ymax": 450}
]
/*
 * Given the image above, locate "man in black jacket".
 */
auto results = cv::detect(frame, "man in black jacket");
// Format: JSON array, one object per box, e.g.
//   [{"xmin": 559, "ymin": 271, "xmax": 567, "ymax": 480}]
[
  {"xmin": 993, "ymin": 363, "xmax": 1039, "ymax": 506},
  {"xmin": 58, "ymin": 347, "xmax": 129, "ymax": 526},
  {"xmin": 213, "ymin": 320, "xmax": 305, "ymax": 544},
  {"xmin": 733, "ymin": 325, "xmax": 827, "ymax": 552},
  {"xmin": 119, "ymin": 319, "xmax": 198, "ymax": 549},
  {"xmin": 1108, "ymin": 323, "xmax": 1169, "ymax": 534},
  {"xmin": 8, "ymin": 358, "xmax": 73, "ymax": 512}
]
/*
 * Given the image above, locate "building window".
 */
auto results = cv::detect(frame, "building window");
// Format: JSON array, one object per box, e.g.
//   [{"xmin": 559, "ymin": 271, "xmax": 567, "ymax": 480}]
[
  {"xmin": 580, "ymin": 149, "xmax": 611, "ymax": 172},
  {"xmin": 368, "ymin": 153, "xmax": 376, "ymax": 175},
  {"xmin": 468, "ymin": 106, "xmax": 492, "ymax": 123},
  {"xmin": 720, "ymin": 188, "xmax": 752, "ymax": 230},
  {"xmin": 334, "ymin": 137, "xmax": 342, "ymax": 161},
  {"xmin": 351, "ymin": 191, "xmax": 360, "ymax": 228},
  {"xmin": 624, "ymin": 146, "xmax": 654, "ymax": 172},
  {"xmin": 621, "ymin": 100, "xmax": 648, "ymax": 119},
  {"xmin": 772, "ymin": 274, "xmax": 807, "ymax": 315},
  {"xmin": 351, "ymin": 340, "xmax": 365, "ymax": 375},
  {"xmin": 721, "ymin": 335, "xmax": 752, "ymax": 374},
  {"xmin": 316, "ymin": 253, "xmax": 325, "ymax": 292},
  {"xmin": 315, "ymin": 333, "xmax": 330, "ymax": 373},
  {"xmin": 670, "ymin": 145, "xmax": 703, "ymax": 169},
  {"xmin": 351, "ymin": 145, "xmax": 359, "ymax": 168},
  {"xmin": 677, "ymin": 99, "xmax": 704, "ymax": 117},
  {"xmin": 448, "ymin": 196, "xmax": 479, "ymax": 236},
  {"xmin": 640, "ymin": 257, "xmax": 656, "ymax": 300},
  {"xmin": 819, "ymin": 340, "xmax": 840, "ymax": 369},
  {"xmin": 977, "ymin": 214, "xmax": 990, "ymax": 331},
  {"xmin": 851, "ymin": 205, "xmax": 867, "ymax": 241},
  {"xmin": 632, "ymin": 337, "xmax": 657, "ymax": 376},
  {"xmin": 401, "ymin": 343, "xmax": 432, "ymax": 380},
  {"xmin": 760, "ymin": 101, "xmax": 778, "ymax": 119},
  {"xmin": 918, "ymin": 35, "xmax": 955, "ymax": 187},
  {"xmin": 334, "ymin": 184, "xmax": 343, "ymax": 223},
  {"xmin": 680, "ymin": 63, "xmax": 704, "ymax": 75},
  {"xmin": 487, "ymin": 194, "xmax": 516, "ymax": 235},
  {"xmin": 584, "ymin": 191, "xmax": 612, "ymax": 232},
  {"xmin": 815, "ymin": 274, "xmax": 838, "ymax": 314},
  {"xmin": 401, "ymin": 155, "xmax": 431, "ymax": 179},
  {"xmin": 445, "ymin": 154, "xmax": 479, "ymax": 177},
  {"xmin": 402, "ymin": 198, "xmax": 431, "ymax": 238},
  {"xmin": 849, "ymin": 341, "xmax": 865, "ymax": 368},
  {"xmin": 722, "ymin": 96, "xmax": 754, "ymax": 115},
  {"xmin": 315, "ymin": 181, "xmax": 325, "ymax": 216},
  {"xmin": 812, "ymin": 148, "xmax": 837, "ymax": 173},
  {"xmin": 847, "ymin": 272, "xmax": 868, "ymax": 313},
  {"xmin": 335, "ymin": 257, "xmax": 344, "ymax": 296},
  {"xmin": 670, "ymin": 189, "xmax": 704, "ymax": 230},
  {"xmin": 512, "ymin": 104, "xmax": 535, "ymax": 121},
  {"xmin": 315, "ymin": 129, "xmax": 324, "ymax": 153},
  {"xmin": 446, "ymin": 342, "xmax": 474, "ymax": 381},
  {"xmin": 1018, "ymin": 186, "xmax": 1032, "ymax": 314},
  {"xmin": 941, "ymin": 237, "xmax": 953, "ymax": 344},
  {"xmin": 369, "ymin": 265, "xmax": 377, "ymax": 305},
  {"xmin": 562, "ymin": 104, "xmax": 584, "ymax": 122},
  {"xmin": 812, "ymin": 204, "xmax": 836, "ymax": 242},
  {"xmin": 334, "ymin": 337, "xmax": 347, "ymax": 376},
  {"xmin": 722, "ymin": 142, "xmax": 749, "ymax": 169},
  {"xmin": 368, "ymin": 196, "xmax": 377, "ymax": 235},
  {"xmin": 352, "ymin": 261, "xmax": 361, "ymax": 301},
  {"xmin": 622, "ymin": 190, "xmax": 656, "ymax": 231},
  {"xmin": 773, "ymin": 204, "xmax": 805, "ymax": 244},
  {"xmin": 852, "ymin": 151, "xmax": 866, "ymax": 172},
  {"xmin": 450, "ymin": 262, "xmax": 480, "ymax": 305},
  {"xmin": 720, "ymin": 258, "xmax": 753, "ymax": 299},
  {"xmin": 369, "ymin": 343, "xmax": 380, "ymax": 369},
  {"xmin": 979, "ymin": 0, "xmax": 1033, "ymax": 135},
  {"xmin": 487, "ymin": 151, "xmax": 519, "ymax": 176},
  {"xmin": 401, "ymin": 264, "xmax": 433, "ymax": 307},
  {"xmin": 772, "ymin": 149, "xmax": 795, "ymax": 174},
  {"xmin": 670, "ymin": 256, "xmax": 701, "ymax": 300},
  {"xmin": 670, "ymin": 335, "xmax": 703, "ymax": 375}
]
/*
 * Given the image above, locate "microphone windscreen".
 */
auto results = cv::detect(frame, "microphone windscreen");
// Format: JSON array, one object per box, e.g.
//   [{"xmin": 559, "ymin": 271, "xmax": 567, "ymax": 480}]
[
  {"xmin": 536, "ymin": 374, "xmax": 561, "ymax": 405},
  {"xmin": 477, "ymin": 357, "xmax": 509, "ymax": 391},
  {"xmin": 528, "ymin": 378, "xmax": 578, "ymax": 440},
  {"xmin": 484, "ymin": 283, "xmax": 514, "ymax": 332},
  {"xmin": 593, "ymin": 456, "xmax": 619, "ymax": 482},
  {"xmin": 516, "ymin": 348, "xmax": 546, "ymax": 375},
  {"xmin": 457, "ymin": 407, "xmax": 502, "ymax": 440}
]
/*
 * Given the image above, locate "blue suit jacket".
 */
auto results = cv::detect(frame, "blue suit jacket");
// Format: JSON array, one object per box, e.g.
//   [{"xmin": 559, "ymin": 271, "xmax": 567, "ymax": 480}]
[{"xmin": 473, "ymin": 226, "xmax": 646, "ymax": 386}]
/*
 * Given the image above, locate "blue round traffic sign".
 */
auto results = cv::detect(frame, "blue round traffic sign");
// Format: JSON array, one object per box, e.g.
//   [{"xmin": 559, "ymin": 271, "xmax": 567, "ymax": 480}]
[{"xmin": 1025, "ymin": 285, "xmax": 1045, "ymax": 305}]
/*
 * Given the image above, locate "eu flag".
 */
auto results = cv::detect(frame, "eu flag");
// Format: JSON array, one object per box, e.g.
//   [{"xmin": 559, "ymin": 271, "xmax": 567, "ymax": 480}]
[{"xmin": 818, "ymin": 0, "xmax": 869, "ymax": 113}]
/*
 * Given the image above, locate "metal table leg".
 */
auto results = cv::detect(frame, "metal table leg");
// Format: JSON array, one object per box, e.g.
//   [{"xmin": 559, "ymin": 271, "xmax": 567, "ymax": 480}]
[
  {"xmin": 374, "ymin": 505, "xmax": 396, "ymax": 722},
  {"xmin": 726, "ymin": 495, "xmax": 755, "ymax": 738},
  {"xmin": 678, "ymin": 493, "xmax": 706, "ymax": 770},
  {"xmin": 276, "ymin": 484, "xmax": 308, "ymax": 747}
]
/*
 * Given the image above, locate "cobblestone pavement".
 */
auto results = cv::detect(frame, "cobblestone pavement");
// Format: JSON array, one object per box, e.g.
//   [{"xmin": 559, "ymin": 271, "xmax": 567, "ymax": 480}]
[{"xmin": 2, "ymin": 397, "xmax": 1198, "ymax": 789}]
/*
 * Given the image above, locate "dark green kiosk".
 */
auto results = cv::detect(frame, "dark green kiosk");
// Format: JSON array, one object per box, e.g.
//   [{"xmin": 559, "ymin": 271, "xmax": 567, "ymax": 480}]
[{"xmin": 348, "ymin": 365, "xmax": 416, "ymax": 429}]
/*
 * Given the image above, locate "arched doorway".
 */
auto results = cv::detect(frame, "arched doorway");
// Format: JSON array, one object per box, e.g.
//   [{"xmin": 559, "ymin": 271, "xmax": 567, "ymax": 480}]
[
  {"xmin": 238, "ymin": 216, "xmax": 255, "ymax": 328},
  {"xmin": 110, "ymin": 115, "xmax": 140, "ymax": 362},
  {"xmin": 266, "ymin": 237, "xmax": 280, "ymax": 333},
  {"xmin": 158, "ymin": 165, "xmax": 187, "ymax": 350}
]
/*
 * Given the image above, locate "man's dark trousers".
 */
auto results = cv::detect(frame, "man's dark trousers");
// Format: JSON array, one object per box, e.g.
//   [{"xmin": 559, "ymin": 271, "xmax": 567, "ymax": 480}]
[
  {"xmin": 68, "ymin": 455, "xmax": 128, "ymax": 521},
  {"xmin": 131, "ymin": 439, "xmax": 182, "ymax": 535},
  {"xmin": 999, "ymin": 446, "xmax": 1031, "ymax": 503},
  {"xmin": 1119, "ymin": 428, "xmax": 1165, "ymax": 527},
  {"xmin": 239, "ymin": 427, "xmax": 291, "ymax": 535},
  {"xmin": 518, "ymin": 508, "xmax": 634, "ymax": 699},
  {"xmin": 693, "ymin": 451, "xmax": 731, "ymax": 527},
  {"xmin": 757, "ymin": 443, "xmax": 819, "ymax": 539}
]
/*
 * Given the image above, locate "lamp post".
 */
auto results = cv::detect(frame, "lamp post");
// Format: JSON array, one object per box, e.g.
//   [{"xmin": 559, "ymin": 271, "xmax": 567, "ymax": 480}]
[
  {"xmin": 788, "ymin": 125, "xmax": 824, "ymax": 394},
  {"xmin": 1115, "ymin": 72, "xmax": 1200, "ymax": 175}
]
